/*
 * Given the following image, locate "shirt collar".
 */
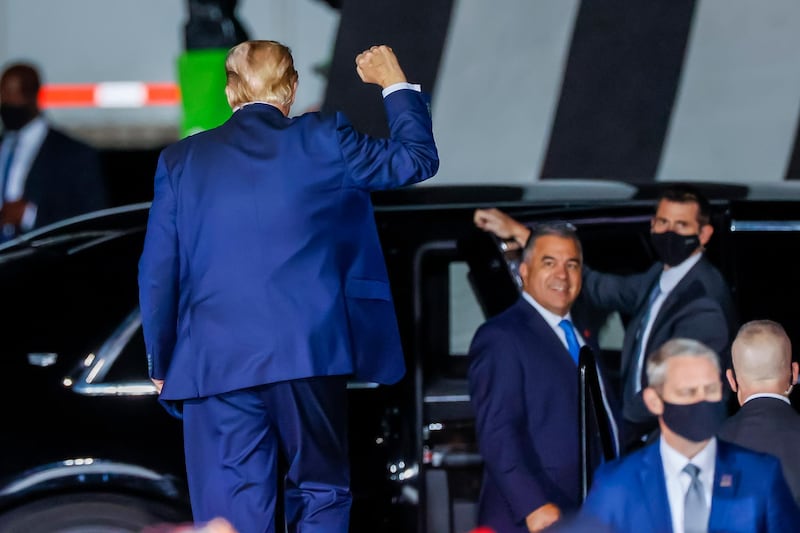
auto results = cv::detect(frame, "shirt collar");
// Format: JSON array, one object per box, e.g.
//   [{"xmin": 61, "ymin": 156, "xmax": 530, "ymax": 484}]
[
  {"xmin": 5, "ymin": 115, "xmax": 47, "ymax": 144},
  {"xmin": 520, "ymin": 291, "xmax": 573, "ymax": 330},
  {"xmin": 660, "ymin": 435, "xmax": 717, "ymax": 477},
  {"xmin": 658, "ymin": 251, "xmax": 703, "ymax": 293},
  {"xmin": 743, "ymin": 392, "xmax": 791, "ymax": 405},
  {"xmin": 233, "ymin": 101, "xmax": 283, "ymax": 113}
]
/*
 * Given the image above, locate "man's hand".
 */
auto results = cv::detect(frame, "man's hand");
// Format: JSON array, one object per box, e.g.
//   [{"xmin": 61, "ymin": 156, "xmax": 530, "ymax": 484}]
[
  {"xmin": 525, "ymin": 503, "xmax": 561, "ymax": 532},
  {"xmin": 151, "ymin": 378, "xmax": 164, "ymax": 394},
  {"xmin": 474, "ymin": 208, "xmax": 532, "ymax": 246},
  {"xmin": 356, "ymin": 45, "xmax": 407, "ymax": 89},
  {"xmin": 0, "ymin": 199, "xmax": 28, "ymax": 226}
]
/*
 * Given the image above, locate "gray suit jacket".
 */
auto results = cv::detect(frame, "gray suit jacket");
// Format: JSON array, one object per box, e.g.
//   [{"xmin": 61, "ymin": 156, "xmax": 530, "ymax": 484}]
[{"xmin": 581, "ymin": 256, "xmax": 736, "ymax": 442}]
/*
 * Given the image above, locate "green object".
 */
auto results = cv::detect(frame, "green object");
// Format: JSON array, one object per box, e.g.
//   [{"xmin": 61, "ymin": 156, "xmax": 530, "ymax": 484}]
[{"xmin": 177, "ymin": 49, "xmax": 232, "ymax": 138}]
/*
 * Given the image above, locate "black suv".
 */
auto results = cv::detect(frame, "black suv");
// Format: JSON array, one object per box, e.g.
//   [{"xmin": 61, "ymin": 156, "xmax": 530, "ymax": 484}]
[{"xmin": 1, "ymin": 181, "xmax": 800, "ymax": 533}]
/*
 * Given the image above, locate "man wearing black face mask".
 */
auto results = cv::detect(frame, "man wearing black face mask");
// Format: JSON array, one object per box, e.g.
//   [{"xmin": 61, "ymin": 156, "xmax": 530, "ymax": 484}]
[
  {"xmin": 474, "ymin": 184, "xmax": 737, "ymax": 452},
  {"xmin": 0, "ymin": 62, "xmax": 108, "ymax": 239},
  {"xmin": 582, "ymin": 185, "xmax": 737, "ymax": 452},
  {"xmin": 579, "ymin": 338, "xmax": 799, "ymax": 533}
]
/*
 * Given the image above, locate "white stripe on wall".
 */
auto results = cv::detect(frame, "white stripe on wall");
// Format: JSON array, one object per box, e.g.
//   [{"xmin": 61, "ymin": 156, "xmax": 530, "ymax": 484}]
[
  {"xmin": 657, "ymin": 0, "xmax": 800, "ymax": 183},
  {"xmin": 430, "ymin": 0, "xmax": 580, "ymax": 185}
]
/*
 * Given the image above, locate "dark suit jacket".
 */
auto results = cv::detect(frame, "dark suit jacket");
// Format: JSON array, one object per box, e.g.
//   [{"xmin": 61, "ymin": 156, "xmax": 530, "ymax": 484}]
[
  {"xmin": 468, "ymin": 297, "xmax": 588, "ymax": 533},
  {"xmin": 582, "ymin": 257, "xmax": 736, "ymax": 429},
  {"xmin": 580, "ymin": 439, "xmax": 800, "ymax": 533},
  {"xmin": 16, "ymin": 128, "xmax": 108, "ymax": 228},
  {"xmin": 719, "ymin": 396, "xmax": 800, "ymax": 504},
  {"xmin": 138, "ymin": 89, "xmax": 438, "ymax": 400}
]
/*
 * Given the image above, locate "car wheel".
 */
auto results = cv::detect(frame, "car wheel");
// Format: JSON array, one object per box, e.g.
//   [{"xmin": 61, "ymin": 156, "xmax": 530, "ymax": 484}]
[{"xmin": 0, "ymin": 492, "xmax": 189, "ymax": 533}]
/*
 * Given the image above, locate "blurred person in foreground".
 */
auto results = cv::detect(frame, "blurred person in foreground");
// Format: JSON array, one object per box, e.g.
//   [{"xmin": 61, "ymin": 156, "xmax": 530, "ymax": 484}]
[
  {"xmin": 474, "ymin": 185, "xmax": 736, "ymax": 452},
  {"xmin": 142, "ymin": 517, "xmax": 238, "ymax": 533},
  {"xmin": 137, "ymin": 40, "xmax": 438, "ymax": 533},
  {"xmin": 468, "ymin": 221, "xmax": 618, "ymax": 533},
  {"xmin": 0, "ymin": 62, "xmax": 107, "ymax": 240},
  {"xmin": 579, "ymin": 338, "xmax": 799, "ymax": 532},
  {"xmin": 719, "ymin": 319, "xmax": 800, "ymax": 504}
]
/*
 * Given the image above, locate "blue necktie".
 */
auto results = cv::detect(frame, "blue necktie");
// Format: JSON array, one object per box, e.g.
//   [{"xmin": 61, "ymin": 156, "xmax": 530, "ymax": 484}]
[
  {"xmin": 1, "ymin": 135, "xmax": 17, "ymax": 201},
  {"xmin": 559, "ymin": 319, "xmax": 580, "ymax": 365}
]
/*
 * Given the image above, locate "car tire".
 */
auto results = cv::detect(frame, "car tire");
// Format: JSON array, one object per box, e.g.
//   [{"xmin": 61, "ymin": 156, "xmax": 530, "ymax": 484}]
[{"xmin": 0, "ymin": 492, "xmax": 189, "ymax": 533}]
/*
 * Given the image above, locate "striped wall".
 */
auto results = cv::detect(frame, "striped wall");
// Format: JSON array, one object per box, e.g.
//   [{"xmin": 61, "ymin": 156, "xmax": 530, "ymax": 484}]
[{"xmin": 324, "ymin": 0, "xmax": 800, "ymax": 184}]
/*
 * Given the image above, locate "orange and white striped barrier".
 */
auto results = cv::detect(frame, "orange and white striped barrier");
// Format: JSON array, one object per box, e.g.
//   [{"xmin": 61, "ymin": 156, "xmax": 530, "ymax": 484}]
[{"xmin": 39, "ymin": 82, "xmax": 181, "ymax": 108}]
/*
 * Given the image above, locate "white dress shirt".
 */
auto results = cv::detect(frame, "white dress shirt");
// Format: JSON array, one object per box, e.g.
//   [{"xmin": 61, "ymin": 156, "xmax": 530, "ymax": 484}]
[
  {"xmin": 0, "ymin": 115, "xmax": 47, "ymax": 230},
  {"xmin": 660, "ymin": 436, "xmax": 716, "ymax": 533}
]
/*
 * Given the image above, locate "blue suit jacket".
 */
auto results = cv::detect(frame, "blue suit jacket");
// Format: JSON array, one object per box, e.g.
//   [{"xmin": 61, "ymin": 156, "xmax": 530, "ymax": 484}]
[
  {"xmin": 580, "ymin": 439, "xmax": 800, "ymax": 533},
  {"xmin": 138, "ymin": 89, "xmax": 438, "ymax": 400},
  {"xmin": 468, "ymin": 298, "xmax": 588, "ymax": 533}
]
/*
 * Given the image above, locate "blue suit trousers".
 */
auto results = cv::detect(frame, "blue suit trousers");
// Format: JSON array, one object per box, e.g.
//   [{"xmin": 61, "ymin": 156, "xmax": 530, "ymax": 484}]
[{"xmin": 182, "ymin": 376, "xmax": 351, "ymax": 533}]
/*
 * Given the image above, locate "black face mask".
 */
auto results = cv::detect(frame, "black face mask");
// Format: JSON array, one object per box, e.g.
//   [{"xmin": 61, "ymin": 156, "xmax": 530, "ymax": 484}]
[
  {"xmin": 661, "ymin": 399, "xmax": 726, "ymax": 442},
  {"xmin": 0, "ymin": 103, "xmax": 36, "ymax": 131},
  {"xmin": 650, "ymin": 231, "xmax": 700, "ymax": 267}
]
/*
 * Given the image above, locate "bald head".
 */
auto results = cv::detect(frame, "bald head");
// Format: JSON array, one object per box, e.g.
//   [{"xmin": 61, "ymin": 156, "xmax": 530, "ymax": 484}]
[{"xmin": 727, "ymin": 320, "xmax": 797, "ymax": 402}]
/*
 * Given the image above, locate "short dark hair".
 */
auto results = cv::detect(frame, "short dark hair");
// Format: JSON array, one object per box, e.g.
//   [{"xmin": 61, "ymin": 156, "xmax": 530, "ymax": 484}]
[
  {"xmin": 657, "ymin": 184, "xmax": 711, "ymax": 226},
  {"xmin": 522, "ymin": 220, "xmax": 582, "ymax": 262}
]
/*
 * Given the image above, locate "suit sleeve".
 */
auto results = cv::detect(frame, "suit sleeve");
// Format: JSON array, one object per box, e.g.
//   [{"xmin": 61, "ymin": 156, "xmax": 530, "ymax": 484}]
[
  {"xmin": 665, "ymin": 293, "xmax": 730, "ymax": 370},
  {"xmin": 137, "ymin": 154, "xmax": 179, "ymax": 380},
  {"xmin": 766, "ymin": 455, "xmax": 800, "ymax": 532},
  {"xmin": 581, "ymin": 265, "xmax": 653, "ymax": 316},
  {"xmin": 337, "ymin": 89, "xmax": 438, "ymax": 191},
  {"xmin": 468, "ymin": 323, "xmax": 549, "ymax": 522}
]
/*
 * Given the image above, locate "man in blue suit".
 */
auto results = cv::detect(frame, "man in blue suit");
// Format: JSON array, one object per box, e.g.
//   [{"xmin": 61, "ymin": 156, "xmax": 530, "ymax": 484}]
[
  {"xmin": 137, "ymin": 40, "xmax": 438, "ymax": 533},
  {"xmin": 580, "ymin": 338, "xmax": 800, "ymax": 533},
  {"xmin": 468, "ymin": 222, "xmax": 618, "ymax": 533}
]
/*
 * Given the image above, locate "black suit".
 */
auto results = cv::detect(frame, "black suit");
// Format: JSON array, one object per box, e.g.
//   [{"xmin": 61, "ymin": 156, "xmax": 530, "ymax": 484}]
[
  {"xmin": 3, "ymin": 127, "xmax": 108, "ymax": 229},
  {"xmin": 581, "ymin": 256, "xmax": 736, "ymax": 446},
  {"xmin": 719, "ymin": 396, "xmax": 800, "ymax": 504}
]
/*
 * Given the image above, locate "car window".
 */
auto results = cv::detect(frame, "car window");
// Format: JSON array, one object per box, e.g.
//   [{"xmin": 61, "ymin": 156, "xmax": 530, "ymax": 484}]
[{"xmin": 448, "ymin": 262, "xmax": 485, "ymax": 356}]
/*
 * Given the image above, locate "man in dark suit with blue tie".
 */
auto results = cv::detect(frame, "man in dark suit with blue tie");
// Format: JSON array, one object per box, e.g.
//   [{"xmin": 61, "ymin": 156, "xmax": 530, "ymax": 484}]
[
  {"xmin": 0, "ymin": 63, "xmax": 108, "ymax": 238},
  {"xmin": 137, "ymin": 40, "xmax": 438, "ymax": 533},
  {"xmin": 468, "ymin": 221, "xmax": 618, "ymax": 533},
  {"xmin": 580, "ymin": 337, "xmax": 800, "ymax": 532}
]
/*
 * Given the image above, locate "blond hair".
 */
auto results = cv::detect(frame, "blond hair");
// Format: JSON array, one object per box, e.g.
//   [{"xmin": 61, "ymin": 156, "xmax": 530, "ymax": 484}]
[{"xmin": 224, "ymin": 40, "xmax": 298, "ymax": 110}]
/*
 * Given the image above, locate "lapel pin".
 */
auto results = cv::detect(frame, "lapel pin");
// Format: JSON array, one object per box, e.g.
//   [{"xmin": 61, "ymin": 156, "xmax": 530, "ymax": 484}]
[{"xmin": 719, "ymin": 474, "xmax": 733, "ymax": 488}]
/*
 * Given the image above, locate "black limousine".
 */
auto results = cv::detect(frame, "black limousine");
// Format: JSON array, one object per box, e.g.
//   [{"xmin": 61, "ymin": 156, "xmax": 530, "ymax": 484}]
[{"xmin": 1, "ymin": 180, "xmax": 800, "ymax": 532}]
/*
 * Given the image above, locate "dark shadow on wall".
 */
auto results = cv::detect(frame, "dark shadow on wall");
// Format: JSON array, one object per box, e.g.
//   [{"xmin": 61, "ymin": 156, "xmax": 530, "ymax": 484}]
[
  {"xmin": 540, "ymin": 0, "xmax": 698, "ymax": 181},
  {"xmin": 322, "ymin": 0, "xmax": 454, "ymax": 138}
]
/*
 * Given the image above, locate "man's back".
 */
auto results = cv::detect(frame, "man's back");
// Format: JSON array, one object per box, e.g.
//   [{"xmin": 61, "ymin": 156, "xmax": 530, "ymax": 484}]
[
  {"xmin": 139, "ymin": 89, "xmax": 438, "ymax": 401},
  {"xmin": 719, "ymin": 397, "xmax": 800, "ymax": 504}
]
